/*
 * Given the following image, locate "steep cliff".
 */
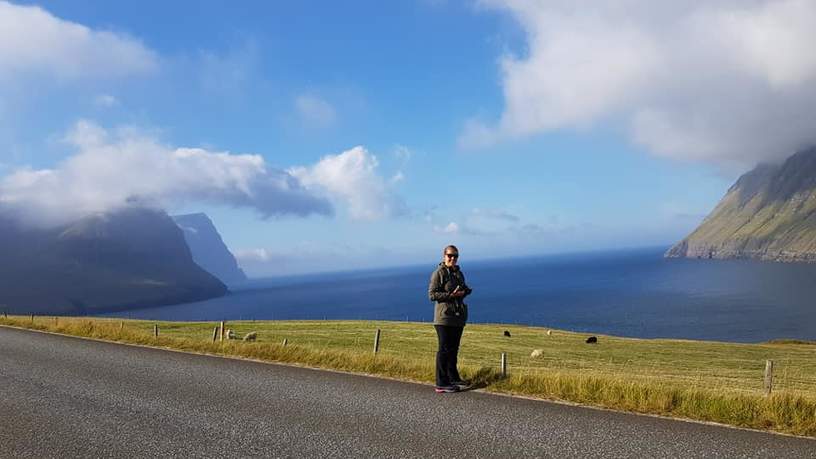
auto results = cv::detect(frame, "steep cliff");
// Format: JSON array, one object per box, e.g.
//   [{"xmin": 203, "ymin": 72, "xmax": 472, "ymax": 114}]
[
  {"xmin": 0, "ymin": 207, "xmax": 227, "ymax": 314},
  {"xmin": 666, "ymin": 146, "xmax": 816, "ymax": 262},
  {"xmin": 173, "ymin": 213, "xmax": 248, "ymax": 284}
]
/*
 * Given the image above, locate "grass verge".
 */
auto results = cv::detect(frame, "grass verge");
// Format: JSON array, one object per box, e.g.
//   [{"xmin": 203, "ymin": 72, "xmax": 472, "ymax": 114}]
[{"xmin": 2, "ymin": 315, "xmax": 815, "ymax": 437}]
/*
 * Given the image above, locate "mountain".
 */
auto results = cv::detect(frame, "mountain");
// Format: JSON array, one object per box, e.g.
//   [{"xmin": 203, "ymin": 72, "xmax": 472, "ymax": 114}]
[
  {"xmin": 172, "ymin": 213, "xmax": 247, "ymax": 284},
  {"xmin": 666, "ymin": 146, "xmax": 816, "ymax": 262},
  {"xmin": 0, "ymin": 207, "xmax": 227, "ymax": 315}
]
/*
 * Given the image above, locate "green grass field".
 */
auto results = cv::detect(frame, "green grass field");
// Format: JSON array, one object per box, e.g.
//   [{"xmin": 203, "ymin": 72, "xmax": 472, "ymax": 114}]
[{"xmin": 2, "ymin": 315, "xmax": 815, "ymax": 437}]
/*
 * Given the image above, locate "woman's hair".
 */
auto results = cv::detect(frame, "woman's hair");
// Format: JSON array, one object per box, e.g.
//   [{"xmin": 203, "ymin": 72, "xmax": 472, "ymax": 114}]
[{"xmin": 443, "ymin": 245, "xmax": 459, "ymax": 256}]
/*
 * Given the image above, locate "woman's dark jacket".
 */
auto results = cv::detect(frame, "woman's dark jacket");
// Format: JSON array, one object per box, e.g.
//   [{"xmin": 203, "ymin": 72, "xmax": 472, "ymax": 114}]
[{"xmin": 428, "ymin": 262, "xmax": 472, "ymax": 327}]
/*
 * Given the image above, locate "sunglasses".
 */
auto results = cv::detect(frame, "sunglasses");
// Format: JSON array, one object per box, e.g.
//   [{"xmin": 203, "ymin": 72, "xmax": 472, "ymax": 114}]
[{"xmin": 445, "ymin": 253, "xmax": 459, "ymax": 259}]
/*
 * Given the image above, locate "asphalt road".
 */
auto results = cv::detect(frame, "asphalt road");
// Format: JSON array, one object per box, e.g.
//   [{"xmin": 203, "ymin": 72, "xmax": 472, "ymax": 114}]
[{"xmin": 1, "ymin": 326, "xmax": 814, "ymax": 458}]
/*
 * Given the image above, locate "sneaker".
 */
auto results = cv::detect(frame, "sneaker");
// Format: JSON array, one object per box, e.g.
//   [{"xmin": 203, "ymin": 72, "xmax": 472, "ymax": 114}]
[
  {"xmin": 450, "ymin": 379, "xmax": 470, "ymax": 387},
  {"xmin": 434, "ymin": 385, "xmax": 460, "ymax": 393}
]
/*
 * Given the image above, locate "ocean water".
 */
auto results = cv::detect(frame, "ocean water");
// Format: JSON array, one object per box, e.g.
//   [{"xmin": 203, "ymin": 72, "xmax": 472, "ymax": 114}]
[{"xmin": 104, "ymin": 247, "xmax": 816, "ymax": 343}]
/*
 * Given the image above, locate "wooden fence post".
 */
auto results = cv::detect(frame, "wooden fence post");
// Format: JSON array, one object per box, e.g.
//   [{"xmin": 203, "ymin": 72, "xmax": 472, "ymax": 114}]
[
  {"xmin": 373, "ymin": 328, "xmax": 381, "ymax": 354},
  {"xmin": 219, "ymin": 321, "xmax": 225, "ymax": 342},
  {"xmin": 120, "ymin": 321, "xmax": 124, "ymax": 331},
  {"xmin": 764, "ymin": 360, "xmax": 774, "ymax": 396},
  {"xmin": 501, "ymin": 352, "xmax": 507, "ymax": 378},
  {"xmin": 153, "ymin": 324, "xmax": 159, "ymax": 337},
  {"xmin": 282, "ymin": 338, "xmax": 288, "ymax": 347},
  {"xmin": 30, "ymin": 314, "xmax": 34, "ymax": 323}
]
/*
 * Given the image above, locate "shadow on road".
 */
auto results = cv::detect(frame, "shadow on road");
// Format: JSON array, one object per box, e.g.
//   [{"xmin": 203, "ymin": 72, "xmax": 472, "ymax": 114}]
[{"xmin": 462, "ymin": 366, "xmax": 505, "ymax": 391}]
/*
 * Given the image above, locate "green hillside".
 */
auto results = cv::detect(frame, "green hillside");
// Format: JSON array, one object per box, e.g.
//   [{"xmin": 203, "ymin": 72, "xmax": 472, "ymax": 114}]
[{"xmin": 667, "ymin": 147, "xmax": 816, "ymax": 261}]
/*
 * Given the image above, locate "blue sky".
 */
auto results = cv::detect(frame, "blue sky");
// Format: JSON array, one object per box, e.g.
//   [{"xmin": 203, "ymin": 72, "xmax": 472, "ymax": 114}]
[{"xmin": 3, "ymin": 1, "xmax": 814, "ymax": 275}]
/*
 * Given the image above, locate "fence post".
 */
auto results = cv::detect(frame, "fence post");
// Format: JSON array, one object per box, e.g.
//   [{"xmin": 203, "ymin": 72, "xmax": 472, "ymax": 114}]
[
  {"xmin": 30, "ymin": 314, "xmax": 34, "ymax": 323},
  {"xmin": 212, "ymin": 326, "xmax": 218, "ymax": 343},
  {"xmin": 373, "ymin": 328, "xmax": 381, "ymax": 354},
  {"xmin": 501, "ymin": 352, "xmax": 507, "ymax": 378},
  {"xmin": 153, "ymin": 324, "xmax": 159, "ymax": 337},
  {"xmin": 764, "ymin": 360, "xmax": 774, "ymax": 396},
  {"xmin": 120, "ymin": 321, "xmax": 124, "ymax": 331},
  {"xmin": 219, "ymin": 321, "xmax": 225, "ymax": 342},
  {"xmin": 282, "ymin": 338, "xmax": 288, "ymax": 347}
]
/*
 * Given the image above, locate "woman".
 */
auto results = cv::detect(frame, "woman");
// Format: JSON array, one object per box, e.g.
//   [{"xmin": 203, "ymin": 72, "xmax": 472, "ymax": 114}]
[{"xmin": 428, "ymin": 245, "xmax": 472, "ymax": 393}]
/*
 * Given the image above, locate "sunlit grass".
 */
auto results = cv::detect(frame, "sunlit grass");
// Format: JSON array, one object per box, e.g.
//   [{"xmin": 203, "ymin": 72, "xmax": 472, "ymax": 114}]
[{"xmin": 2, "ymin": 315, "xmax": 815, "ymax": 437}]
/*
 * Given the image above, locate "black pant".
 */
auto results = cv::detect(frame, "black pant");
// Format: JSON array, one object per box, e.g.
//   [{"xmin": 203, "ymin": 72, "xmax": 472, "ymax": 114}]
[{"xmin": 434, "ymin": 325, "xmax": 463, "ymax": 386}]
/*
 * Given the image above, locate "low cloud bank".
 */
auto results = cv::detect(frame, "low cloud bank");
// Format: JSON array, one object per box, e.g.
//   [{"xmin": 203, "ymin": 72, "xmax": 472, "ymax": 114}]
[
  {"xmin": 0, "ymin": 121, "xmax": 402, "ymax": 227},
  {"xmin": 465, "ymin": 0, "xmax": 816, "ymax": 168}
]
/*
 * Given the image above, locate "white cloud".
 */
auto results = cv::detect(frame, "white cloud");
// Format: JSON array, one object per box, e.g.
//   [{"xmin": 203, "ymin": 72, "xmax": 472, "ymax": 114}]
[
  {"xmin": 234, "ymin": 243, "xmax": 422, "ymax": 276},
  {"xmin": 393, "ymin": 144, "xmax": 412, "ymax": 162},
  {"xmin": 431, "ymin": 219, "xmax": 496, "ymax": 237},
  {"xmin": 390, "ymin": 171, "xmax": 405, "ymax": 184},
  {"xmin": 63, "ymin": 119, "xmax": 108, "ymax": 147},
  {"xmin": 289, "ymin": 146, "xmax": 407, "ymax": 220},
  {"xmin": 94, "ymin": 94, "xmax": 119, "ymax": 108},
  {"xmin": 434, "ymin": 222, "xmax": 460, "ymax": 234},
  {"xmin": 428, "ymin": 207, "xmax": 569, "ymax": 239},
  {"xmin": 466, "ymin": 0, "xmax": 816, "ymax": 167},
  {"xmin": 390, "ymin": 145, "xmax": 412, "ymax": 185},
  {"xmin": 0, "ymin": 1, "xmax": 158, "ymax": 81},
  {"xmin": 0, "ymin": 121, "xmax": 409, "ymax": 228},
  {"xmin": 294, "ymin": 94, "xmax": 337, "ymax": 127},
  {"xmin": 0, "ymin": 120, "xmax": 332, "ymax": 227},
  {"xmin": 437, "ymin": 208, "xmax": 521, "ymax": 236},
  {"xmin": 234, "ymin": 248, "xmax": 273, "ymax": 263},
  {"xmin": 471, "ymin": 207, "xmax": 520, "ymax": 223}
]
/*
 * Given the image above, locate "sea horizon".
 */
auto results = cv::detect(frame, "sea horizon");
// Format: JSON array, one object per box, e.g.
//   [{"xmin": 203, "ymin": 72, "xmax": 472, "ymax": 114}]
[
  {"xmin": 250, "ymin": 243, "xmax": 675, "ymax": 279},
  {"xmin": 102, "ymin": 246, "xmax": 816, "ymax": 344}
]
